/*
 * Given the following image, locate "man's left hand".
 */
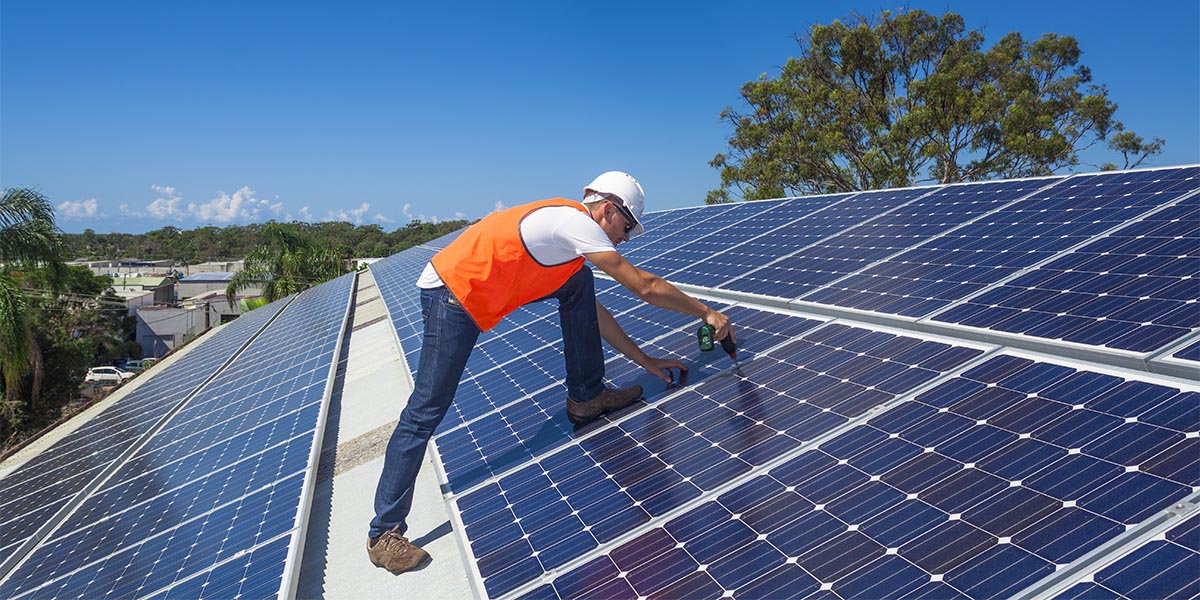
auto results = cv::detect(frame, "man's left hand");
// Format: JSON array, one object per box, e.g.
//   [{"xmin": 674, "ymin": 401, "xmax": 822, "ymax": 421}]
[{"xmin": 641, "ymin": 357, "xmax": 688, "ymax": 384}]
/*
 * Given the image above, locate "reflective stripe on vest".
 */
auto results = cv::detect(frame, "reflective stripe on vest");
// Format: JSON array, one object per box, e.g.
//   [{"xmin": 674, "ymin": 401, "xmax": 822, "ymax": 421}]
[{"xmin": 430, "ymin": 198, "xmax": 588, "ymax": 331}]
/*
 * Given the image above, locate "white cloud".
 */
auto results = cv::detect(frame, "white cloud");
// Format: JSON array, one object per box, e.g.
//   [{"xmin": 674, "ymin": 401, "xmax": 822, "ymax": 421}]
[
  {"xmin": 146, "ymin": 185, "xmax": 184, "ymax": 219},
  {"xmin": 374, "ymin": 213, "xmax": 395, "ymax": 223},
  {"xmin": 299, "ymin": 206, "xmax": 315, "ymax": 221},
  {"xmin": 119, "ymin": 203, "xmax": 145, "ymax": 217},
  {"xmin": 322, "ymin": 202, "xmax": 371, "ymax": 224},
  {"xmin": 188, "ymin": 186, "xmax": 263, "ymax": 223},
  {"xmin": 57, "ymin": 197, "xmax": 98, "ymax": 220},
  {"xmin": 492, "ymin": 201, "xmax": 506, "ymax": 213}
]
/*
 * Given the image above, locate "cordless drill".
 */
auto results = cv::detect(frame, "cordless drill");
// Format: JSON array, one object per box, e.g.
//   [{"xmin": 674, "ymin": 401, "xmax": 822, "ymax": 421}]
[{"xmin": 697, "ymin": 324, "xmax": 739, "ymax": 368}]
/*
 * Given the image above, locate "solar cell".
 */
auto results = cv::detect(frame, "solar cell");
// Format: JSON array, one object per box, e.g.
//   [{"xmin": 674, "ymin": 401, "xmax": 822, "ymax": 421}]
[
  {"xmin": 523, "ymin": 353, "xmax": 1197, "ymax": 600},
  {"xmin": 0, "ymin": 273, "xmax": 354, "ymax": 599},
  {"xmin": 450, "ymin": 322, "xmax": 986, "ymax": 597}
]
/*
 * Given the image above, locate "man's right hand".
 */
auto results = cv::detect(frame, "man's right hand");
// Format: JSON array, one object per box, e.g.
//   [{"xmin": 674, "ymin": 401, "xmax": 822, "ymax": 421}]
[{"xmin": 704, "ymin": 308, "xmax": 734, "ymax": 344}]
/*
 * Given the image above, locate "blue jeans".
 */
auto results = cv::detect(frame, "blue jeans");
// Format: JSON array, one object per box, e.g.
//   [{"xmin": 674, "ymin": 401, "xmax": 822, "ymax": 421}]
[{"xmin": 370, "ymin": 268, "xmax": 605, "ymax": 537}]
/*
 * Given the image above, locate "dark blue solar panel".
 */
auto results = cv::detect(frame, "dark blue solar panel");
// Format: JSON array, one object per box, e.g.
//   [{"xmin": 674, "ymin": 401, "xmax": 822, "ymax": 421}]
[
  {"xmin": 636, "ymin": 194, "xmax": 852, "ymax": 286},
  {"xmin": 933, "ymin": 188, "xmax": 1199, "ymax": 352},
  {"xmin": 0, "ymin": 295, "xmax": 288, "ymax": 576},
  {"xmin": 929, "ymin": 167, "xmax": 1199, "ymax": 345},
  {"xmin": 800, "ymin": 176, "xmax": 1067, "ymax": 316},
  {"xmin": 720, "ymin": 187, "xmax": 941, "ymax": 299},
  {"xmin": 0, "ymin": 274, "xmax": 354, "ymax": 600},
  {"xmin": 526, "ymin": 354, "xmax": 1196, "ymax": 600},
  {"xmin": 1052, "ymin": 513, "xmax": 1200, "ymax": 600},
  {"xmin": 451, "ymin": 323, "xmax": 983, "ymax": 597}
]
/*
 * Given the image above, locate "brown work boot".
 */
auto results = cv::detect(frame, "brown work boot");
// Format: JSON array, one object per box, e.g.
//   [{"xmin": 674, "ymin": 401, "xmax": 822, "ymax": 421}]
[
  {"xmin": 566, "ymin": 385, "xmax": 643, "ymax": 425},
  {"xmin": 368, "ymin": 526, "xmax": 431, "ymax": 574}
]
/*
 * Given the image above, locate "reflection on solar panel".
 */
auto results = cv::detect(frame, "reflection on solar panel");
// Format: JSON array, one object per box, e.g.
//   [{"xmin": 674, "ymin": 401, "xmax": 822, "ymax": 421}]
[
  {"xmin": 800, "ymin": 177, "xmax": 1065, "ymax": 316},
  {"xmin": 0, "ymin": 273, "xmax": 354, "ymax": 599},
  {"xmin": 361, "ymin": 165, "xmax": 1197, "ymax": 599}
]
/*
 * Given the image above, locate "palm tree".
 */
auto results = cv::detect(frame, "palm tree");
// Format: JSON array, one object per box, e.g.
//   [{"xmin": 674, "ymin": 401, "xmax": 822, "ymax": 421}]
[
  {"xmin": 1, "ymin": 188, "xmax": 64, "ymax": 427},
  {"xmin": 226, "ymin": 222, "xmax": 347, "ymax": 305}
]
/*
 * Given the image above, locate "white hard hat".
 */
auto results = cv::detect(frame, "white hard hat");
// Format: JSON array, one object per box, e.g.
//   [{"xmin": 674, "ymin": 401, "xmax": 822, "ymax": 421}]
[{"xmin": 584, "ymin": 171, "xmax": 645, "ymax": 236}]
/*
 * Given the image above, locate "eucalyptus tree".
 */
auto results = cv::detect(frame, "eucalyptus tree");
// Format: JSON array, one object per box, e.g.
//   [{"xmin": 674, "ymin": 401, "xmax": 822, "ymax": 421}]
[{"xmin": 708, "ymin": 9, "xmax": 1164, "ymax": 202}]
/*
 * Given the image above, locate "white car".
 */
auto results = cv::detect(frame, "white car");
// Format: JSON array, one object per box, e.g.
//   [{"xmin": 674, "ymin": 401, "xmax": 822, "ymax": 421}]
[{"xmin": 84, "ymin": 366, "xmax": 135, "ymax": 385}]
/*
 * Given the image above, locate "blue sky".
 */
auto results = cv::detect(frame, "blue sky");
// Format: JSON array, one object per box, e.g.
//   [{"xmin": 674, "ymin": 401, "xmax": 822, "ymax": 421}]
[{"xmin": 3, "ymin": 0, "xmax": 1197, "ymax": 234}]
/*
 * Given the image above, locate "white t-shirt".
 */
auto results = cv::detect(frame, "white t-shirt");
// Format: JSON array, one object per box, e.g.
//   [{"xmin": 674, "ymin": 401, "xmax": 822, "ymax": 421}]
[{"xmin": 417, "ymin": 205, "xmax": 615, "ymax": 288}]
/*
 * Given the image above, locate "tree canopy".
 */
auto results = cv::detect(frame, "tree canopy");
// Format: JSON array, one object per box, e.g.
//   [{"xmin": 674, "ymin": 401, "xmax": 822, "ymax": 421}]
[
  {"xmin": 225, "ymin": 222, "xmax": 348, "ymax": 303},
  {"xmin": 708, "ymin": 9, "xmax": 1165, "ymax": 202},
  {"xmin": 63, "ymin": 219, "xmax": 470, "ymax": 264}
]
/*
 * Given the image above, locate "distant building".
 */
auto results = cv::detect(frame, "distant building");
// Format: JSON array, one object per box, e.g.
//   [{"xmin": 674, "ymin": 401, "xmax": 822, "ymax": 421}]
[
  {"xmin": 184, "ymin": 260, "xmax": 244, "ymax": 275},
  {"xmin": 135, "ymin": 291, "xmax": 247, "ymax": 357},
  {"xmin": 71, "ymin": 258, "xmax": 176, "ymax": 277},
  {"xmin": 177, "ymin": 272, "xmax": 261, "ymax": 300},
  {"xmin": 108, "ymin": 275, "xmax": 175, "ymax": 311}
]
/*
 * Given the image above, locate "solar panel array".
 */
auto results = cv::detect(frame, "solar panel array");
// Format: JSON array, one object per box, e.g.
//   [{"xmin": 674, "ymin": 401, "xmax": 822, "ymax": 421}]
[
  {"xmin": 0, "ymin": 273, "xmax": 355, "ymax": 599},
  {"xmin": 371, "ymin": 165, "xmax": 1198, "ymax": 599}
]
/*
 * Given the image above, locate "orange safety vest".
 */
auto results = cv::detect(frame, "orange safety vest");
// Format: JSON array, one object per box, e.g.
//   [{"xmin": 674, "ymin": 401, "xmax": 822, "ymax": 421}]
[{"xmin": 431, "ymin": 199, "xmax": 589, "ymax": 331}]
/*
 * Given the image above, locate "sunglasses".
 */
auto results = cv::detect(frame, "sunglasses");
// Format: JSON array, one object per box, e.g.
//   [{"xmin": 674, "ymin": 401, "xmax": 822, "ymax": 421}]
[{"xmin": 609, "ymin": 199, "xmax": 638, "ymax": 235}]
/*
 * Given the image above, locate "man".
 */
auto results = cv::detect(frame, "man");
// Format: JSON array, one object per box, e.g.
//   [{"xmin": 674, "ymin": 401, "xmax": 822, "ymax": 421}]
[{"xmin": 368, "ymin": 171, "xmax": 735, "ymax": 574}]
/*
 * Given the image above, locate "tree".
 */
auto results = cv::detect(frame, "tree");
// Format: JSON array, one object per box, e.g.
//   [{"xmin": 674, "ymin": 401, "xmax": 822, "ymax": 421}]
[
  {"xmin": 708, "ymin": 9, "xmax": 1165, "ymax": 202},
  {"xmin": 0, "ymin": 188, "xmax": 65, "ymax": 430},
  {"xmin": 226, "ymin": 221, "xmax": 348, "ymax": 305}
]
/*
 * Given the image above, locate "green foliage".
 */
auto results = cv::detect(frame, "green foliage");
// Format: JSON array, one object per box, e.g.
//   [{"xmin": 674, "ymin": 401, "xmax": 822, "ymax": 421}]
[
  {"xmin": 709, "ymin": 9, "xmax": 1165, "ymax": 201},
  {"xmin": 226, "ymin": 222, "xmax": 346, "ymax": 303},
  {"xmin": 0, "ymin": 188, "xmax": 146, "ymax": 448},
  {"xmin": 1, "ymin": 187, "xmax": 65, "ymax": 433},
  {"xmin": 62, "ymin": 219, "xmax": 471, "ymax": 263}
]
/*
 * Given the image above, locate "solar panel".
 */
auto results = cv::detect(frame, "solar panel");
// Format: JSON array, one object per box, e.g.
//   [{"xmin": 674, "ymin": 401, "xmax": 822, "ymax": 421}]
[
  {"xmin": 431, "ymin": 290, "xmax": 826, "ymax": 494},
  {"xmin": 449, "ymin": 322, "xmax": 988, "ymax": 597},
  {"xmin": 518, "ymin": 353, "xmax": 1197, "ymax": 600},
  {"xmin": 929, "ymin": 168, "xmax": 1199, "ymax": 347},
  {"xmin": 717, "ymin": 187, "xmax": 941, "ymax": 299},
  {"xmin": 931, "ymin": 184, "xmax": 1199, "ymax": 352},
  {"xmin": 1050, "ymin": 512, "xmax": 1200, "ymax": 599},
  {"xmin": 0, "ymin": 273, "xmax": 354, "ymax": 599},
  {"xmin": 0, "ymin": 295, "xmax": 289, "ymax": 577},
  {"xmin": 799, "ymin": 176, "xmax": 1066, "ymax": 316},
  {"xmin": 636, "ymin": 194, "xmax": 853, "ymax": 287},
  {"xmin": 370, "ymin": 247, "xmax": 438, "ymax": 364}
]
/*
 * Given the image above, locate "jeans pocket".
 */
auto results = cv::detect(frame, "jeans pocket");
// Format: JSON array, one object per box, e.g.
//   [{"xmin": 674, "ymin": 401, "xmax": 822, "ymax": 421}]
[{"xmin": 444, "ymin": 292, "xmax": 462, "ymax": 308}]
